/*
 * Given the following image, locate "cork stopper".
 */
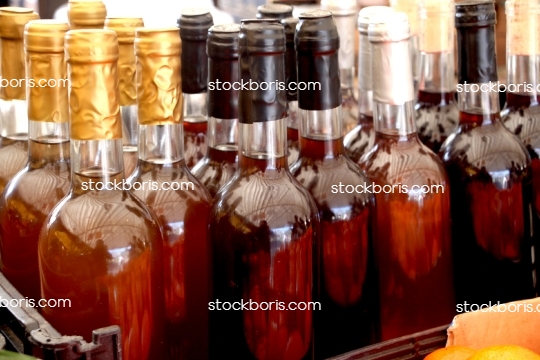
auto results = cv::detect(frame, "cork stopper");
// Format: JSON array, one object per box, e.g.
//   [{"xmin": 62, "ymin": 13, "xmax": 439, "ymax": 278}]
[
  {"xmin": 256, "ymin": 4, "xmax": 293, "ymax": 20},
  {"xmin": 25, "ymin": 20, "xmax": 69, "ymax": 123},
  {"xmin": 390, "ymin": 0, "xmax": 420, "ymax": 35},
  {"xmin": 505, "ymin": 0, "xmax": 540, "ymax": 56},
  {"xmin": 67, "ymin": 0, "xmax": 107, "ymax": 30},
  {"xmin": 65, "ymin": 30, "xmax": 121, "ymax": 140},
  {"xmin": 420, "ymin": 0, "xmax": 455, "ymax": 53},
  {"xmin": 134, "ymin": 28, "xmax": 182, "ymax": 126}
]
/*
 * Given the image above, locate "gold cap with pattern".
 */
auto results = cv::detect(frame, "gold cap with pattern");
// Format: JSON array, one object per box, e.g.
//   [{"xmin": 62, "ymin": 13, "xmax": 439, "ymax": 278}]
[
  {"xmin": 25, "ymin": 20, "xmax": 70, "ymax": 123},
  {"xmin": 67, "ymin": 0, "xmax": 107, "ymax": 30},
  {"xmin": 105, "ymin": 17, "xmax": 144, "ymax": 106},
  {"xmin": 66, "ymin": 29, "xmax": 122, "ymax": 140},
  {"xmin": 135, "ymin": 28, "xmax": 182, "ymax": 125}
]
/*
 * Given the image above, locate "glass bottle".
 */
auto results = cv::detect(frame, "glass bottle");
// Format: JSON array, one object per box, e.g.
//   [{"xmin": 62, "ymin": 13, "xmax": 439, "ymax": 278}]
[
  {"xmin": 344, "ymin": 6, "xmax": 393, "ymax": 164},
  {"xmin": 0, "ymin": 8, "xmax": 39, "ymax": 194},
  {"xmin": 501, "ymin": 0, "xmax": 540, "ymax": 263},
  {"xmin": 290, "ymin": 10, "xmax": 378, "ymax": 358},
  {"xmin": 209, "ymin": 19, "xmax": 319, "ymax": 360},
  {"xmin": 178, "ymin": 8, "xmax": 213, "ymax": 169},
  {"xmin": 127, "ymin": 28, "xmax": 213, "ymax": 359},
  {"xmin": 0, "ymin": 20, "xmax": 70, "ymax": 302},
  {"xmin": 191, "ymin": 24, "xmax": 240, "ymax": 197},
  {"xmin": 321, "ymin": 0, "xmax": 359, "ymax": 135},
  {"xmin": 67, "ymin": 0, "xmax": 106, "ymax": 30},
  {"xmin": 441, "ymin": 1, "xmax": 536, "ymax": 306},
  {"xmin": 415, "ymin": 0, "xmax": 458, "ymax": 153},
  {"xmin": 38, "ymin": 29, "xmax": 166, "ymax": 359},
  {"xmin": 105, "ymin": 17, "xmax": 144, "ymax": 178},
  {"xmin": 389, "ymin": 0, "xmax": 421, "ymax": 95},
  {"xmin": 362, "ymin": 12, "xmax": 455, "ymax": 341}
]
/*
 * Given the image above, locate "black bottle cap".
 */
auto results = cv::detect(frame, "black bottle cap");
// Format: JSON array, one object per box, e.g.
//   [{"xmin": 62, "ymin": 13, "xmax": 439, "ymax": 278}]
[
  {"xmin": 296, "ymin": 10, "xmax": 341, "ymax": 111},
  {"xmin": 178, "ymin": 8, "xmax": 214, "ymax": 94},
  {"xmin": 238, "ymin": 19, "xmax": 287, "ymax": 124},
  {"xmin": 455, "ymin": 0, "xmax": 498, "ymax": 84},
  {"xmin": 282, "ymin": 16, "xmax": 299, "ymax": 102},
  {"xmin": 208, "ymin": 24, "xmax": 240, "ymax": 120},
  {"xmin": 256, "ymin": 4, "xmax": 293, "ymax": 21}
]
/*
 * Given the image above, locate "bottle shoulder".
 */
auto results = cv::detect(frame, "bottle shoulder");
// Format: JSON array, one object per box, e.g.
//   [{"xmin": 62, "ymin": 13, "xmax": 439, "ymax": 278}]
[{"xmin": 501, "ymin": 105, "xmax": 540, "ymax": 154}]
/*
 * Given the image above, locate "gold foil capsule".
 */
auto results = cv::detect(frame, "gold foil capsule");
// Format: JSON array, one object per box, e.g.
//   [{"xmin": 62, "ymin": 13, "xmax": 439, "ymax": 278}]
[
  {"xmin": 0, "ymin": 7, "xmax": 40, "ymax": 101},
  {"xmin": 134, "ymin": 28, "xmax": 182, "ymax": 125},
  {"xmin": 67, "ymin": 0, "xmax": 107, "ymax": 30},
  {"xmin": 25, "ymin": 20, "xmax": 70, "ymax": 123},
  {"xmin": 105, "ymin": 17, "xmax": 144, "ymax": 106},
  {"xmin": 65, "ymin": 29, "xmax": 122, "ymax": 140}
]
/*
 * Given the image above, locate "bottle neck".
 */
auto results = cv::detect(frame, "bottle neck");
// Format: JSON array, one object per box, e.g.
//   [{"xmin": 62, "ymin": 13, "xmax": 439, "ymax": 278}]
[
  {"xmin": 288, "ymin": 100, "xmax": 299, "ymax": 129},
  {"xmin": 183, "ymin": 92, "xmax": 208, "ymax": 124},
  {"xmin": 121, "ymin": 104, "xmax": 138, "ymax": 149},
  {"xmin": 506, "ymin": 54, "xmax": 540, "ymax": 107},
  {"xmin": 298, "ymin": 105, "xmax": 343, "ymax": 158},
  {"xmin": 28, "ymin": 120, "xmax": 70, "ymax": 163},
  {"xmin": 458, "ymin": 86, "xmax": 500, "ymax": 126},
  {"xmin": 418, "ymin": 51, "xmax": 455, "ymax": 95},
  {"xmin": 138, "ymin": 123, "xmax": 184, "ymax": 164},
  {"xmin": 334, "ymin": 13, "xmax": 356, "ymax": 89},
  {"xmin": 208, "ymin": 116, "xmax": 238, "ymax": 151},
  {"xmin": 0, "ymin": 99, "xmax": 28, "ymax": 140},
  {"xmin": 239, "ymin": 118, "xmax": 287, "ymax": 171},
  {"xmin": 358, "ymin": 31, "xmax": 373, "ymax": 119}
]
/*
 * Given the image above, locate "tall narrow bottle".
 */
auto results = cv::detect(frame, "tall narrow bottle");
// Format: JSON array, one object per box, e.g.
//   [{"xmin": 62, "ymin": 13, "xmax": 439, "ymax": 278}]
[
  {"xmin": 362, "ymin": 12, "xmax": 455, "ymax": 340},
  {"xmin": 38, "ymin": 29, "xmax": 166, "ymax": 359},
  {"xmin": 127, "ymin": 28, "xmax": 213, "ymax": 359},
  {"xmin": 501, "ymin": 0, "xmax": 540, "ymax": 259},
  {"xmin": 105, "ymin": 17, "xmax": 144, "ymax": 177},
  {"xmin": 178, "ymin": 8, "xmax": 213, "ymax": 169},
  {"xmin": 344, "ymin": 6, "xmax": 393, "ymax": 164},
  {"xmin": 191, "ymin": 24, "xmax": 240, "ymax": 197},
  {"xmin": 321, "ymin": 0, "xmax": 359, "ymax": 135},
  {"xmin": 209, "ymin": 19, "xmax": 319, "ymax": 360},
  {"xmin": 291, "ymin": 10, "xmax": 378, "ymax": 358},
  {"xmin": 415, "ymin": 0, "xmax": 458, "ymax": 153},
  {"xmin": 0, "ymin": 8, "xmax": 39, "ymax": 194},
  {"xmin": 441, "ymin": 1, "xmax": 536, "ymax": 305},
  {"xmin": 0, "ymin": 20, "xmax": 70, "ymax": 302},
  {"xmin": 67, "ymin": 0, "xmax": 106, "ymax": 30}
]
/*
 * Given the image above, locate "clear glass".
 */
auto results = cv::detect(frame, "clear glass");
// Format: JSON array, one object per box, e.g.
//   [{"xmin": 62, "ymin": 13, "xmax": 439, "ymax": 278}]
[
  {"xmin": 291, "ymin": 106, "xmax": 378, "ymax": 358},
  {"xmin": 0, "ymin": 99, "xmax": 29, "ymax": 193},
  {"xmin": 0, "ymin": 120, "xmax": 70, "ymax": 301},
  {"xmin": 38, "ymin": 137, "xmax": 167, "ymax": 359},
  {"xmin": 364, "ymin": 100, "xmax": 455, "ymax": 341},
  {"xmin": 287, "ymin": 100, "xmax": 300, "ymax": 167},
  {"xmin": 128, "ymin": 123, "xmax": 212, "ymax": 359},
  {"xmin": 183, "ymin": 92, "xmax": 208, "ymax": 169},
  {"xmin": 410, "ymin": 35, "xmax": 421, "ymax": 97},
  {"xmin": 441, "ymin": 85, "xmax": 536, "ymax": 305},
  {"xmin": 191, "ymin": 117, "xmax": 238, "ymax": 197},
  {"xmin": 121, "ymin": 104, "xmax": 138, "ymax": 177},
  {"xmin": 209, "ymin": 117, "xmax": 319, "ymax": 360}
]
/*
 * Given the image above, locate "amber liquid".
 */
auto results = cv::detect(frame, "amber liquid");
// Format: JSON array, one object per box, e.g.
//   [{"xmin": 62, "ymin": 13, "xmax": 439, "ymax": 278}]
[
  {"xmin": 287, "ymin": 127, "xmax": 299, "ymax": 167},
  {"xmin": 0, "ymin": 136, "xmax": 28, "ymax": 194},
  {"xmin": 209, "ymin": 155, "xmax": 317, "ymax": 360},
  {"xmin": 0, "ymin": 139, "xmax": 70, "ymax": 301},
  {"xmin": 191, "ymin": 146, "xmax": 237, "ymax": 198},
  {"xmin": 442, "ymin": 111, "xmax": 535, "ymax": 305},
  {"xmin": 39, "ymin": 172, "xmax": 166, "ymax": 359},
  {"xmin": 364, "ymin": 133, "xmax": 455, "ymax": 341},
  {"xmin": 184, "ymin": 121, "xmax": 208, "ymax": 169},
  {"xmin": 292, "ymin": 137, "xmax": 379, "ymax": 358},
  {"xmin": 415, "ymin": 91, "xmax": 458, "ymax": 153},
  {"xmin": 344, "ymin": 113, "xmax": 375, "ymax": 164},
  {"xmin": 129, "ymin": 159, "xmax": 212, "ymax": 359}
]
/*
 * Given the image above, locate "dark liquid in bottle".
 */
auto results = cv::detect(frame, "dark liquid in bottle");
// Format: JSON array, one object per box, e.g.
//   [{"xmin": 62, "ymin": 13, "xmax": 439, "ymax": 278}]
[
  {"xmin": 129, "ymin": 159, "xmax": 212, "ymax": 359},
  {"xmin": 364, "ymin": 133, "xmax": 455, "ymax": 340},
  {"xmin": 344, "ymin": 113, "xmax": 375, "ymax": 164},
  {"xmin": 0, "ymin": 136, "xmax": 28, "ymax": 194},
  {"xmin": 39, "ymin": 172, "xmax": 166, "ymax": 359},
  {"xmin": 415, "ymin": 91, "xmax": 458, "ymax": 153},
  {"xmin": 442, "ymin": 111, "xmax": 536, "ymax": 305},
  {"xmin": 192, "ymin": 146, "xmax": 237, "ymax": 197},
  {"xmin": 209, "ymin": 155, "xmax": 316, "ymax": 360},
  {"xmin": 287, "ymin": 127, "xmax": 299, "ymax": 168},
  {"xmin": 184, "ymin": 121, "xmax": 208, "ymax": 169},
  {"xmin": 0, "ymin": 139, "xmax": 70, "ymax": 301},
  {"xmin": 292, "ymin": 137, "xmax": 379, "ymax": 357}
]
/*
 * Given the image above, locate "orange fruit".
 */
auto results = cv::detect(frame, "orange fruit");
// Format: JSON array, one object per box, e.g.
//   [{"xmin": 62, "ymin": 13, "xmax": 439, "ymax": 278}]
[
  {"xmin": 468, "ymin": 345, "xmax": 540, "ymax": 360},
  {"xmin": 425, "ymin": 346, "xmax": 476, "ymax": 360}
]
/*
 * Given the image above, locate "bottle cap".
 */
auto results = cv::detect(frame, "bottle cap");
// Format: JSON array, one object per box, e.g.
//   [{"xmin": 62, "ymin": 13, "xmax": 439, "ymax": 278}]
[
  {"xmin": 0, "ymin": 7, "xmax": 39, "ymax": 39},
  {"xmin": 389, "ymin": 0, "xmax": 420, "ymax": 35},
  {"xmin": 178, "ymin": 7, "xmax": 213, "ymax": 41},
  {"xmin": 455, "ymin": 0, "xmax": 496, "ymax": 28},
  {"xmin": 135, "ymin": 28, "xmax": 182, "ymax": 125},
  {"xmin": 358, "ymin": 6, "xmax": 394, "ymax": 34},
  {"xmin": 282, "ymin": 17, "xmax": 299, "ymax": 102},
  {"xmin": 296, "ymin": 10, "xmax": 339, "ymax": 52},
  {"xmin": 67, "ymin": 0, "xmax": 107, "ymax": 30},
  {"xmin": 65, "ymin": 29, "xmax": 121, "ymax": 140},
  {"xmin": 104, "ymin": 17, "xmax": 144, "ymax": 43},
  {"xmin": 256, "ymin": 4, "xmax": 293, "ymax": 20},
  {"xmin": 239, "ymin": 18, "xmax": 285, "ymax": 53},
  {"xmin": 207, "ymin": 23, "xmax": 240, "ymax": 59},
  {"xmin": 368, "ymin": 11, "xmax": 410, "ymax": 42},
  {"xmin": 321, "ymin": 0, "xmax": 357, "ymax": 16},
  {"xmin": 25, "ymin": 20, "xmax": 69, "ymax": 123}
]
